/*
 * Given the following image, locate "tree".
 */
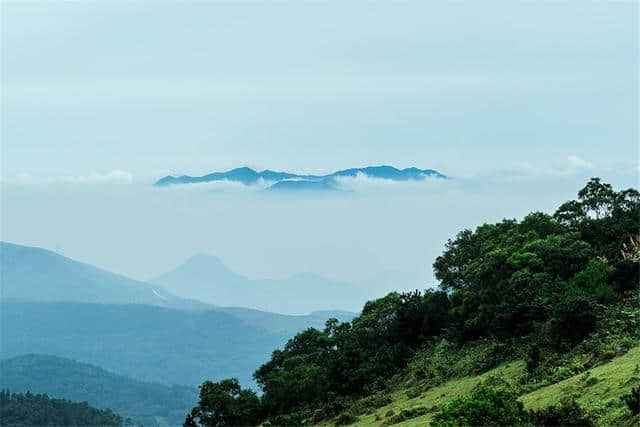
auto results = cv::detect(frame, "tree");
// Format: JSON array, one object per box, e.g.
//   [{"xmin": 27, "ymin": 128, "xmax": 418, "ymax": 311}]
[{"xmin": 187, "ymin": 379, "xmax": 262, "ymax": 427}]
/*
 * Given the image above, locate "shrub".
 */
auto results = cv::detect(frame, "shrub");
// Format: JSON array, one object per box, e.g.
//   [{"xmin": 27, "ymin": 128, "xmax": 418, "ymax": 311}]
[
  {"xmin": 433, "ymin": 385, "xmax": 527, "ymax": 426},
  {"xmin": 621, "ymin": 386, "xmax": 640, "ymax": 416},
  {"xmin": 349, "ymin": 393, "xmax": 392, "ymax": 415},
  {"xmin": 406, "ymin": 339, "xmax": 510, "ymax": 387},
  {"xmin": 334, "ymin": 412, "xmax": 358, "ymax": 425},
  {"xmin": 526, "ymin": 344, "xmax": 542, "ymax": 374},
  {"xmin": 547, "ymin": 296, "xmax": 598, "ymax": 348},
  {"xmin": 264, "ymin": 411, "xmax": 310, "ymax": 426},
  {"xmin": 528, "ymin": 396, "xmax": 593, "ymax": 426},
  {"xmin": 384, "ymin": 407, "xmax": 429, "ymax": 425}
]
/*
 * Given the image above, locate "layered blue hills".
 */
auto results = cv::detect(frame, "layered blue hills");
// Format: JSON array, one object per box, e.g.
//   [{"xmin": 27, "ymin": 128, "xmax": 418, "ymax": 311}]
[{"xmin": 154, "ymin": 165, "xmax": 447, "ymax": 191}]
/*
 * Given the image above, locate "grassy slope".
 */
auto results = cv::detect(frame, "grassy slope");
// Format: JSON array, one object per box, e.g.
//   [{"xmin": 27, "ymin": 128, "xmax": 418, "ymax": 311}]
[
  {"xmin": 324, "ymin": 361, "xmax": 525, "ymax": 426},
  {"xmin": 329, "ymin": 345, "xmax": 639, "ymax": 426},
  {"xmin": 520, "ymin": 345, "xmax": 640, "ymax": 426}
]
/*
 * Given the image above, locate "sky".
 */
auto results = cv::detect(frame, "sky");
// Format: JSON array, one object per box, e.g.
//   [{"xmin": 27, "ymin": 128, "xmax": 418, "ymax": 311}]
[{"xmin": 1, "ymin": 1, "xmax": 638, "ymax": 291}]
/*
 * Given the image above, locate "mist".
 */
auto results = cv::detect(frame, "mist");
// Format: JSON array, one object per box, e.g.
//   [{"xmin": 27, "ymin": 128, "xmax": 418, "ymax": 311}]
[{"xmin": 2, "ymin": 166, "xmax": 635, "ymax": 309}]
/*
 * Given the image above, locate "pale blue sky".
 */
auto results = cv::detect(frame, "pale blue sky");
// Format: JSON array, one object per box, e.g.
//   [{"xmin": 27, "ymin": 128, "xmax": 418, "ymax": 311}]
[
  {"xmin": 1, "ymin": 1, "xmax": 638, "ymax": 287},
  {"xmin": 2, "ymin": 1, "xmax": 638, "ymax": 181}
]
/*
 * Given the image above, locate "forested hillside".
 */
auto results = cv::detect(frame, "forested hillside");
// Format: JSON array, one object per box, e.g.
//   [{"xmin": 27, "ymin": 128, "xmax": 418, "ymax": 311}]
[
  {"xmin": 0, "ymin": 354, "xmax": 197, "ymax": 426},
  {"xmin": 0, "ymin": 390, "xmax": 122, "ymax": 426},
  {"xmin": 186, "ymin": 178, "xmax": 640, "ymax": 426}
]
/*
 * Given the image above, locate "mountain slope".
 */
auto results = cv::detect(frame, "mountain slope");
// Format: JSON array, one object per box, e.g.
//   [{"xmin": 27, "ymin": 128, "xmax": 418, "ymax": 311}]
[
  {"xmin": 0, "ymin": 241, "xmax": 202, "ymax": 310},
  {"xmin": 0, "ymin": 390, "xmax": 122, "ymax": 427},
  {"xmin": 318, "ymin": 346, "xmax": 640, "ymax": 426},
  {"xmin": 151, "ymin": 254, "xmax": 368, "ymax": 314},
  {"xmin": 0, "ymin": 354, "xmax": 197, "ymax": 427},
  {"xmin": 0, "ymin": 241, "xmax": 356, "ymax": 331},
  {"xmin": 215, "ymin": 307, "xmax": 356, "ymax": 333},
  {"xmin": 153, "ymin": 165, "xmax": 447, "ymax": 191},
  {"xmin": 0, "ymin": 300, "xmax": 288, "ymax": 388}
]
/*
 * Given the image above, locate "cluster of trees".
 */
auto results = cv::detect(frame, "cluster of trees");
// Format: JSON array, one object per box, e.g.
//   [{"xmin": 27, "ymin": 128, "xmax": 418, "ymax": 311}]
[
  {"xmin": 187, "ymin": 178, "xmax": 639, "ymax": 426},
  {"xmin": 0, "ymin": 390, "xmax": 122, "ymax": 426}
]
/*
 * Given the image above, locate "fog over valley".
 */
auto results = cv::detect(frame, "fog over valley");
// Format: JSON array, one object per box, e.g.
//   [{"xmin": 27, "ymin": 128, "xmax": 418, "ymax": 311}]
[{"xmin": 3, "ymin": 166, "xmax": 633, "ymax": 314}]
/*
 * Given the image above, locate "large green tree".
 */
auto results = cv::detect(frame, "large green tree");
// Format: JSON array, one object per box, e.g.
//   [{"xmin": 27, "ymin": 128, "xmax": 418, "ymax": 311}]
[{"xmin": 186, "ymin": 379, "xmax": 261, "ymax": 427}]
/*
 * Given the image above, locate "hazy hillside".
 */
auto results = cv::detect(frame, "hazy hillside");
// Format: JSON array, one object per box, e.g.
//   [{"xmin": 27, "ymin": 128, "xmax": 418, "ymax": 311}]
[
  {"xmin": 0, "ymin": 241, "xmax": 203, "ymax": 310},
  {"xmin": 0, "ymin": 390, "xmax": 122, "ymax": 427},
  {"xmin": 0, "ymin": 354, "xmax": 197, "ymax": 427},
  {"xmin": 0, "ymin": 301, "xmax": 288, "ymax": 387},
  {"xmin": 0, "ymin": 241, "xmax": 356, "ymax": 332},
  {"xmin": 151, "ymin": 254, "xmax": 368, "ymax": 314},
  {"xmin": 215, "ymin": 307, "xmax": 356, "ymax": 333}
]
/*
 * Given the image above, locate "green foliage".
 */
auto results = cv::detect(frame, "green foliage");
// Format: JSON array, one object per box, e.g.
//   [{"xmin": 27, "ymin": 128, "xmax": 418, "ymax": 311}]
[
  {"xmin": 528, "ymin": 396, "xmax": 593, "ymax": 426},
  {"xmin": 187, "ymin": 379, "xmax": 262, "ymax": 427},
  {"xmin": 570, "ymin": 259, "xmax": 616, "ymax": 304},
  {"xmin": 433, "ymin": 385, "xmax": 528, "ymax": 426},
  {"xmin": 546, "ymin": 295, "xmax": 598, "ymax": 348},
  {"xmin": 554, "ymin": 177, "xmax": 640, "ymax": 293},
  {"xmin": 383, "ymin": 406, "xmax": 429, "ymax": 425},
  {"xmin": 334, "ymin": 411, "xmax": 359, "ymax": 425},
  {"xmin": 349, "ymin": 393, "xmax": 392, "ymax": 416},
  {"xmin": 0, "ymin": 389, "xmax": 122, "ymax": 426},
  {"xmin": 263, "ymin": 410, "xmax": 311, "ymax": 427},
  {"xmin": 621, "ymin": 387, "xmax": 639, "ymax": 416},
  {"xmin": 406, "ymin": 339, "xmax": 510, "ymax": 388},
  {"xmin": 255, "ymin": 290, "xmax": 451, "ymax": 415},
  {"xmin": 526, "ymin": 345, "xmax": 542, "ymax": 374}
]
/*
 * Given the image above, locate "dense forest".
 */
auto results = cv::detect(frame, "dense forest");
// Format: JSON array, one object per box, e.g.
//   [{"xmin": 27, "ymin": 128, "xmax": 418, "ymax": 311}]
[
  {"xmin": 187, "ymin": 178, "xmax": 640, "ymax": 426},
  {"xmin": 0, "ymin": 390, "xmax": 122, "ymax": 426}
]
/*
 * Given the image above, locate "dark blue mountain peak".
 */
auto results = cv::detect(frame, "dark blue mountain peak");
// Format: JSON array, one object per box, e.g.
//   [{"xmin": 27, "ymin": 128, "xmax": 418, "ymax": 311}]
[{"xmin": 154, "ymin": 165, "xmax": 447, "ymax": 191}]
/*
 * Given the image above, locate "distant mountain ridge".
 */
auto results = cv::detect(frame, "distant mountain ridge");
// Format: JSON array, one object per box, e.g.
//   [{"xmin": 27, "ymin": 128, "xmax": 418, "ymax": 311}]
[
  {"xmin": 0, "ymin": 241, "xmax": 203, "ymax": 310},
  {"xmin": 0, "ymin": 241, "xmax": 356, "ymax": 329},
  {"xmin": 154, "ymin": 165, "xmax": 447, "ymax": 191},
  {"xmin": 150, "ymin": 254, "xmax": 369, "ymax": 314}
]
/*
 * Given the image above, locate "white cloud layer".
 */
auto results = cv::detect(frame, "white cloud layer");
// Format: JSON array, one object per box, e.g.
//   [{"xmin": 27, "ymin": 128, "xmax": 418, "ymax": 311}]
[
  {"xmin": 0, "ymin": 170, "xmax": 134, "ymax": 186},
  {"xmin": 333, "ymin": 173, "xmax": 448, "ymax": 194},
  {"xmin": 492, "ymin": 155, "xmax": 597, "ymax": 182},
  {"xmin": 155, "ymin": 178, "xmax": 274, "ymax": 193},
  {"xmin": 57, "ymin": 170, "xmax": 133, "ymax": 184}
]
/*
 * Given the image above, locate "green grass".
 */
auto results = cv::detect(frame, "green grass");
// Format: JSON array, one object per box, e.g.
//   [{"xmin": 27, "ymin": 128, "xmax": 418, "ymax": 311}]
[
  {"xmin": 520, "ymin": 345, "xmax": 640, "ymax": 426},
  {"xmin": 324, "ymin": 346, "xmax": 640, "ymax": 426},
  {"xmin": 323, "ymin": 361, "xmax": 525, "ymax": 426}
]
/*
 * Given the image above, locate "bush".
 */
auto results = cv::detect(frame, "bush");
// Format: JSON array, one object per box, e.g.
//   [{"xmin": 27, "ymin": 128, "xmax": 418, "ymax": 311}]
[
  {"xmin": 349, "ymin": 393, "xmax": 392, "ymax": 415},
  {"xmin": 433, "ymin": 385, "xmax": 527, "ymax": 426},
  {"xmin": 621, "ymin": 386, "xmax": 640, "ymax": 415},
  {"xmin": 547, "ymin": 296, "xmax": 598, "ymax": 348},
  {"xmin": 528, "ymin": 396, "xmax": 593, "ymax": 426},
  {"xmin": 264, "ymin": 411, "xmax": 310, "ymax": 426},
  {"xmin": 406, "ymin": 339, "xmax": 510, "ymax": 387},
  {"xmin": 526, "ymin": 344, "xmax": 542, "ymax": 374},
  {"xmin": 334, "ymin": 411, "xmax": 358, "ymax": 425},
  {"xmin": 384, "ymin": 406, "xmax": 429, "ymax": 425}
]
